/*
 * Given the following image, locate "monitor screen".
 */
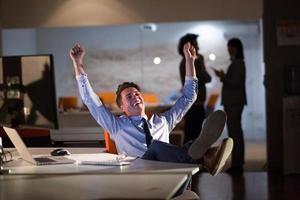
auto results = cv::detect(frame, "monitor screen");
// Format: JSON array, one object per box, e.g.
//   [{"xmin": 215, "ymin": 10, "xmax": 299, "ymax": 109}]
[{"xmin": 0, "ymin": 55, "xmax": 58, "ymax": 129}]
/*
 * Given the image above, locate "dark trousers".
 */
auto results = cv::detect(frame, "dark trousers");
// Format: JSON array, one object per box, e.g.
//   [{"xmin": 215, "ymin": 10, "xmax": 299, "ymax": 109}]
[
  {"xmin": 184, "ymin": 104, "xmax": 205, "ymax": 143},
  {"xmin": 224, "ymin": 105, "xmax": 245, "ymax": 167},
  {"xmin": 141, "ymin": 140, "xmax": 198, "ymax": 197},
  {"xmin": 141, "ymin": 140, "xmax": 197, "ymax": 164}
]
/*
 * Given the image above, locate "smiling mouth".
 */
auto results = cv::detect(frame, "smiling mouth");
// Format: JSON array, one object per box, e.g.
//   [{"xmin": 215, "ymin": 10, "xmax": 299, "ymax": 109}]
[{"xmin": 133, "ymin": 101, "xmax": 141, "ymax": 106}]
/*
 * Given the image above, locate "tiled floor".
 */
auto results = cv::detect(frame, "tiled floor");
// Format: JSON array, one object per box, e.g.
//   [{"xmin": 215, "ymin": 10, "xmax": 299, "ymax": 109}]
[
  {"xmin": 227, "ymin": 139, "xmax": 267, "ymax": 172},
  {"xmin": 191, "ymin": 172, "xmax": 300, "ymax": 200},
  {"xmin": 190, "ymin": 140, "xmax": 300, "ymax": 200}
]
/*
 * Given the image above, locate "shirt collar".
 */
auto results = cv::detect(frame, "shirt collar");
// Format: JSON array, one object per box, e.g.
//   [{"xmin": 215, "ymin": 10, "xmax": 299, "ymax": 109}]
[{"xmin": 129, "ymin": 115, "xmax": 148, "ymax": 121}]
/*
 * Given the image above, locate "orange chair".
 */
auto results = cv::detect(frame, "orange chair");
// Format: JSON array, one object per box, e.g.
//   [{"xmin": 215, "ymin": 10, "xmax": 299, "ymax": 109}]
[
  {"xmin": 58, "ymin": 96, "xmax": 78, "ymax": 111},
  {"xmin": 104, "ymin": 130, "xmax": 118, "ymax": 154},
  {"xmin": 206, "ymin": 93, "xmax": 219, "ymax": 117},
  {"xmin": 98, "ymin": 91, "xmax": 116, "ymax": 105},
  {"xmin": 207, "ymin": 93, "xmax": 219, "ymax": 107},
  {"xmin": 142, "ymin": 92, "xmax": 159, "ymax": 105}
]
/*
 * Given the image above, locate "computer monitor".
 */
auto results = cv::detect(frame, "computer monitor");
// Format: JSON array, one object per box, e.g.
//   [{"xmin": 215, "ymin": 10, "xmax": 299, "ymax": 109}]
[{"xmin": 0, "ymin": 55, "xmax": 58, "ymax": 129}]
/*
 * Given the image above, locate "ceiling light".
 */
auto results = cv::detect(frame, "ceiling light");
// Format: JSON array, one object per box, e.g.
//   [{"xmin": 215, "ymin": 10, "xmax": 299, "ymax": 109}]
[{"xmin": 153, "ymin": 57, "xmax": 161, "ymax": 64}]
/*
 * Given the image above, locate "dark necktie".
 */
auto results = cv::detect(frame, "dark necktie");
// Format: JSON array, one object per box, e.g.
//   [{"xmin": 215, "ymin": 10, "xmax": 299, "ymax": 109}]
[{"xmin": 142, "ymin": 118, "xmax": 153, "ymax": 147}]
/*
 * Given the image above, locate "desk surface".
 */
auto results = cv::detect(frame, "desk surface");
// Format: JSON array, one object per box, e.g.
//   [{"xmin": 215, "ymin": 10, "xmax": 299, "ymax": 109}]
[
  {"xmin": 1, "ymin": 147, "xmax": 199, "ymax": 200},
  {"xmin": 3, "ymin": 147, "xmax": 200, "ymax": 175},
  {"xmin": 0, "ymin": 173, "xmax": 187, "ymax": 200}
]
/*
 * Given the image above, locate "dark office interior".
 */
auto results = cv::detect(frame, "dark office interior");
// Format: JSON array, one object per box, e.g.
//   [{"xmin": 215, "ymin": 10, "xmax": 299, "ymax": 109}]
[{"xmin": 1, "ymin": 0, "xmax": 300, "ymax": 199}]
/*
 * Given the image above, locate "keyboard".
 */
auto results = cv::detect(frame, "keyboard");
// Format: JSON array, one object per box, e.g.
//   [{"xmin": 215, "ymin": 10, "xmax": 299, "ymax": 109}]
[
  {"xmin": 34, "ymin": 157, "xmax": 56, "ymax": 162},
  {"xmin": 81, "ymin": 160, "xmax": 131, "ymax": 166}
]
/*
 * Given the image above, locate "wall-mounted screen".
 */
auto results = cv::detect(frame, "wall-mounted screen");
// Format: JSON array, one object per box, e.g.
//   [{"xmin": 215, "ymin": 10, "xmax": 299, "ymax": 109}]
[{"xmin": 0, "ymin": 55, "xmax": 58, "ymax": 129}]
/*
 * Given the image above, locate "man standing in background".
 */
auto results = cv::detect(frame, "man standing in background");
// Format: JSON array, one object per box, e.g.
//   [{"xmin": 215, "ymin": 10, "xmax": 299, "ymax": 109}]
[{"xmin": 178, "ymin": 33, "xmax": 212, "ymax": 144}]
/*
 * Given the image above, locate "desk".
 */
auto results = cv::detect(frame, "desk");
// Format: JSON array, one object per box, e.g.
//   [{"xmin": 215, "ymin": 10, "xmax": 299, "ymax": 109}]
[
  {"xmin": 0, "ymin": 174, "xmax": 188, "ymax": 200},
  {"xmin": 2, "ymin": 148, "xmax": 200, "ymax": 200},
  {"xmin": 4, "ymin": 148, "xmax": 199, "ymax": 175}
]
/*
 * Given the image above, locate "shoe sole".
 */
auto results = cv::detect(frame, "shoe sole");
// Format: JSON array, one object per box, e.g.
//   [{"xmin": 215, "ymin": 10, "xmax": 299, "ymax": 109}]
[
  {"xmin": 188, "ymin": 110, "xmax": 227, "ymax": 159},
  {"xmin": 211, "ymin": 138, "xmax": 234, "ymax": 176}
]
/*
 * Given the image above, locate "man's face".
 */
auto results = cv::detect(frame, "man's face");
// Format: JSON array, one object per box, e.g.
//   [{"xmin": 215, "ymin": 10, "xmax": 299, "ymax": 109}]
[{"xmin": 120, "ymin": 87, "xmax": 145, "ymax": 116}]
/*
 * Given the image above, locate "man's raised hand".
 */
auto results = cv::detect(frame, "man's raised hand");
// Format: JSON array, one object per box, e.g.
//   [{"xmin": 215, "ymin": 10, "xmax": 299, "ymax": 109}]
[
  {"xmin": 70, "ymin": 44, "xmax": 86, "ymax": 76},
  {"xmin": 183, "ymin": 42, "xmax": 196, "ymax": 77},
  {"xmin": 183, "ymin": 42, "xmax": 196, "ymax": 62},
  {"xmin": 70, "ymin": 44, "xmax": 85, "ymax": 65}
]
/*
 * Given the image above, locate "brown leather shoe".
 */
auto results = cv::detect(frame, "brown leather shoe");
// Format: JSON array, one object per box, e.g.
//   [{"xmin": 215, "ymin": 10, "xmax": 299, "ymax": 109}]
[{"xmin": 203, "ymin": 138, "xmax": 234, "ymax": 176}]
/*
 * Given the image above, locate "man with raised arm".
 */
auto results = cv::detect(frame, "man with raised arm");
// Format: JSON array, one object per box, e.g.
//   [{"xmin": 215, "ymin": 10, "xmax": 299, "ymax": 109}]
[{"xmin": 70, "ymin": 42, "xmax": 233, "ymax": 176}]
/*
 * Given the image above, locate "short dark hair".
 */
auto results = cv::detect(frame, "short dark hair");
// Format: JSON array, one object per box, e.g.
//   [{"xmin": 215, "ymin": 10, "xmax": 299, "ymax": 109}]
[
  {"xmin": 227, "ymin": 38, "xmax": 244, "ymax": 59},
  {"xmin": 116, "ymin": 82, "xmax": 141, "ymax": 107},
  {"xmin": 178, "ymin": 33, "xmax": 199, "ymax": 56}
]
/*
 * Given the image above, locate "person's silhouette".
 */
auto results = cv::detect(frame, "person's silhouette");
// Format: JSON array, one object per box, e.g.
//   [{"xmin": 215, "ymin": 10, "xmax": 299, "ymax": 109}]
[
  {"xmin": 214, "ymin": 38, "xmax": 247, "ymax": 173},
  {"xmin": 25, "ymin": 63, "xmax": 56, "ymax": 127},
  {"xmin": 178, "ymin": 33, "xmax": 211, "ymax": 143}
]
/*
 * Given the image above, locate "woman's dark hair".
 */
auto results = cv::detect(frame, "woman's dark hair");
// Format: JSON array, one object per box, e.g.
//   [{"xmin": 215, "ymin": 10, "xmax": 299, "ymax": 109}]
[
  {"xmin": 227, "ymin": 38, "xmax": 244, "ymax": 59},
  {"xmin": 178, "ymin": 33, "xmax": 199, "ymax": 56},
  {"xmin": 115, "ymin": 82, "xmax": 141, "ymax": 107}
]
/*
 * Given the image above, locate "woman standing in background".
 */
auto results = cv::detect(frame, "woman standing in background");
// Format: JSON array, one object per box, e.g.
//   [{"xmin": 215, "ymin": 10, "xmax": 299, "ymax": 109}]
[{"xmin": 214, "ymin": 38, "xmax": 247, "ymax": 174}]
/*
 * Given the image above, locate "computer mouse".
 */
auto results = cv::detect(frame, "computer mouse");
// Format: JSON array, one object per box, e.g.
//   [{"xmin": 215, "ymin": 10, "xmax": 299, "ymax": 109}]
[{"xmin": 50, "ymin": 148, "xmax": 70, "ymax": 156}]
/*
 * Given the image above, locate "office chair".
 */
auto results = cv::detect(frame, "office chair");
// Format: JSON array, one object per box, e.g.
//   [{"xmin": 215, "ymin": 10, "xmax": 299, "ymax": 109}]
[
  {"xmin": 142, "ymin": 92, "xmax": 159, "ymax": 106},
  {"xmin": 104, "ymin": 130, "xmax": 118, "ymax": 154},
  {"xmin": 58, "ymin": 96, "xmax": 78, "ymax": 111},
  {"xmin": 171, "ymin": 190, "xmax": 200, "ymax": 200},
  {"xmin": 206, "ymin": 93, "xmax": 219, "ymax": 117},
  {"xmin": 98, "ymin": 91, "xmax": 116, "ymax": 105}
]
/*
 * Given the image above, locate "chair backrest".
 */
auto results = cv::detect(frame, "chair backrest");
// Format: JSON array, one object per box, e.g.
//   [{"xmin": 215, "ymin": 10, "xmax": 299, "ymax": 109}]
[
  {"xmin": 205, "ymin": 93, "xmax": 219, "ymax": 117},
  {"xmin": 207, "ymin": 93, "xmax": 219, "ymax": 107},
  {"xmin": 58, "ymin": 96, "xmax": 78, "ymax": 111},
  {"xmin": 142, "ymin": 92, "xmax": 159, "ymax": 105},
  {"xmin": 103, "ymin": 130, "xmax": 118, "ymax": 154},
  {"xmin": 98, "ymin": 91, "xmax": 116, "ymax": 105}
]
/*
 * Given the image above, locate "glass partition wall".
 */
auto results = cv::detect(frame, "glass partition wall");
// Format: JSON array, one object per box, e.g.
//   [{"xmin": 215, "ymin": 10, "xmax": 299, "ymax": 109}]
[{"xmin": 1, "ymin": 20, "xmax": 265, "ymax": 140}]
